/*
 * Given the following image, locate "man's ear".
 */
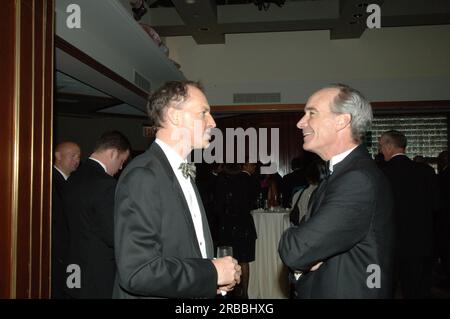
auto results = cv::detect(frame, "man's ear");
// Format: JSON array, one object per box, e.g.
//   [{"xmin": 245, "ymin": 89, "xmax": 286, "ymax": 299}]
[
  {"xmin": 386, "ymin": 143, "xmax": 395, "ymax": 153},
  {"xmin": 166, "ymin": 107, "xmax": 179, "ymax": 126},
  {"xmin": 108, "ymin": 148, "xmax": 118, "ymax": 160},
  {"xmin": 336, "ymin": 113, "xmax": 352, "ymax": 131}
]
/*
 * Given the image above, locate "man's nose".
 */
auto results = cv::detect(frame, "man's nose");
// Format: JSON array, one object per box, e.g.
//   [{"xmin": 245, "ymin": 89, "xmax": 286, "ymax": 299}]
[
  {"xmin": 208, "ymin": 114, "xmax": 216, "ymax": 128},
  {"xmin": 297, "ymin": 115, "xmax": 307, "ymax": 129}
]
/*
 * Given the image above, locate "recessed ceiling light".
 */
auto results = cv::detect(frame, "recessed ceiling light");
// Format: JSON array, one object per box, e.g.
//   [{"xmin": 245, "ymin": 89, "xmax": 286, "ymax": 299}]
[{"xmin": 185, "ymin": 0, "xmax": 196, "ymax": 4}]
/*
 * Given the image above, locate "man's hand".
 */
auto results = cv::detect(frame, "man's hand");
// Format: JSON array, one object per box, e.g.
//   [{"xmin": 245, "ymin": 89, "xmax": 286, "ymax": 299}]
[
  {"xmin": 212, "ymin": 256, "xmax": 241, "ymax": 286},
  {"xmin": 216, "ymin": 283, "xmax": 235, "ymax": 295}
]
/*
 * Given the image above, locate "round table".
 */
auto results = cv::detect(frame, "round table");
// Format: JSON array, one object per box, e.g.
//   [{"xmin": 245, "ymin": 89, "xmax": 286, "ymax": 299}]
[{"xmin": 248, "ymin": 207, "xmax": 291, "ymax": 299}]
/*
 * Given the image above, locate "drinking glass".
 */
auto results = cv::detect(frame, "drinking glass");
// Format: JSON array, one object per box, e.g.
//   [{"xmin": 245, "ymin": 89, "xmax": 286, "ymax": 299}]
[
  {"xmin": 217, "ymin": 246, "xmax": 233, "ymax": 258},
  {"xmin": 216, "ymin": 246, "xmax": 233, "ymax": 296}
]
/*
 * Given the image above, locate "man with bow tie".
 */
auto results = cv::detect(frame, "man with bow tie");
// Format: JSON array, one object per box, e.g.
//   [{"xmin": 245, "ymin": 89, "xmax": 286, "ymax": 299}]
[
  {"xmin": 278, "ymin": 84, "xmax": 395, "ymax": 298},
  {"xmin": 113, "ymin": 81, "xmax": 241, "ymax": 298}
]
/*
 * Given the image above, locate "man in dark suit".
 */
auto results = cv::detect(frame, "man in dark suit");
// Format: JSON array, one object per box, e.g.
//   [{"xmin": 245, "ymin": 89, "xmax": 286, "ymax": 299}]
[
  {"xmin": 197, "ymin": 162, "xmax": 225, "ymax": 247},
  {"xmin": 437, "ymin": 151, "xmax": 450, "ymax": 288},
  {"xmin": 214, "ymin": 161, "xmax": 259, "ymax": 299},
  {"xmin": 379, "ymin": 130, "xmax": 439, "ymax": 298},
  {"xmin": 52, "ymin": 141, "xmax": 80, "ymax": 298},
  {"xmin": 278, "ymin": 84, "xmax": 395, "ymax": 298},
  {"xmin": 113, "ymin": 81, "xmax": 241, "ymax": 298},
  {"xmin": 64, "ymin": 131, "xmax": 130, "ymax": 298}
]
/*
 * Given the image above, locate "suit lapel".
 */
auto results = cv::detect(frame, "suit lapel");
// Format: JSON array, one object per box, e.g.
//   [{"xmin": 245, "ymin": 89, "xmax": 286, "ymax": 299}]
[
  {"xmin": 306, "ymin": 145, "xmax": 368, "ymax": 219},
  {"xmin": 151, "ymin": 144, "xmax": 203, "ymax": 257}
]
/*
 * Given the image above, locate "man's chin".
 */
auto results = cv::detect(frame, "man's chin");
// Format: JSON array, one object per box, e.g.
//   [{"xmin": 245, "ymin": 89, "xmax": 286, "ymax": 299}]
[
  {"xmin": 302, "ymin": 142, "xmax": 311, "ymax": 151},
  {"xmin": 191, "ymin": 141, "xmax": 209, "ymax": 150}
]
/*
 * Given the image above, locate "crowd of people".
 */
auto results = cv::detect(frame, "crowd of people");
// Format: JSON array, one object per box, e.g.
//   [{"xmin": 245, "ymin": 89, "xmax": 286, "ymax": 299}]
[{"xmin": 52, "ymin": 80, "xmax": 450, "ymax": 299}]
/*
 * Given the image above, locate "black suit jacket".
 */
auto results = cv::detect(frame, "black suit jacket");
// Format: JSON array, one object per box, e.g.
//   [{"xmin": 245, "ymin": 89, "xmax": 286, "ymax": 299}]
[
  {"xmin": 381, "ymin": 155, "xmax": 439, "ymax": 258},
  {"xmin": 64, "ymin": 159, "xmax": 117, "ymax": 298},
  {"xmin": 278, "ymin": 145, "xmax": 395, "ymax": 298},
  {"xmin": 52, "ymin": 168, "xmax": 69, "ymax": 298},
  {"xmin": 438, "ymin": 167, "xmax": 450, "ymax": 255},
  {"xmin": 214, "ymin": 171, "xmax": 258, "ymax": 246},
  {"xmin": 113, "ymin": 143, "xmax": 217, "ymax": 298}
]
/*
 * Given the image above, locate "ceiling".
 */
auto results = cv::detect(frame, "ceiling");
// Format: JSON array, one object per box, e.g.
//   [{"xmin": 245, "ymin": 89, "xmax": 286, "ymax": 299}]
[
  {"xmin": 55, "ymin": 0, "xmax": 450, "ymax": 118},
  {"xmin": 143, "ymin": 0, "xmax": 450, "ymax": 44}
]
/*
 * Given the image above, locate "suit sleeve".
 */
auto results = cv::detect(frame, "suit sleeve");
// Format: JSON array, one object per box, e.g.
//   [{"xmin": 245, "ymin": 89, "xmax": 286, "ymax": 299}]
[
  {"xmin": 278, "ymin": 170, "xmax": 375, "ymax": 272},
  {"xmin": 114, "ymin": 167, "xmax": 217, "ymax": 298}
]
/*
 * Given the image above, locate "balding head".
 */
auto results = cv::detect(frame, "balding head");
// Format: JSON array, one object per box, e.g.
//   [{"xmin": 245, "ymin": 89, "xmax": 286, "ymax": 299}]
[{"xmin": 54, "ymin": 141, "xmax": 81, "ymax": 176}]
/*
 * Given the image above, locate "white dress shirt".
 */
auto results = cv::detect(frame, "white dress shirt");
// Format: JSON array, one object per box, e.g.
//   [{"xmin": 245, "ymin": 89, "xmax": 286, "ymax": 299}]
[
  {"xmin": 329, "ymin": 145, "xmax": 358, "ymax": 174},
  {"xmin": 88, "ymin": 157, "xmax": 108, "ymax": 173},
  {"xmin": 155, "ymin": 139, "xmax": 207, "ymax": 258},
  {"xmin": 54, "ymin": 166, "xmax": 69, "ymax": 180}
]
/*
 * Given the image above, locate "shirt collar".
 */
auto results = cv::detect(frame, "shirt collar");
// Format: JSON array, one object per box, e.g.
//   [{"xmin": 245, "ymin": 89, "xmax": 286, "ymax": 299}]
[
  {"xmin": 390, "ymin": 153, "xmax": 406, "ymax": 160},
  {"xmin": 54, "ymin": 166, "xmax": 69, "ymax": 180},
  {"xmin": 155, "ymin": 138, "xmax": 186, "ymax": 173},
  {"xmin": 329, "ymin": 145, "xmax": 358, "ymax": 174},
  {"xmin": 88, "ymin": 157, "xmax": 108, "ymax": 174}
]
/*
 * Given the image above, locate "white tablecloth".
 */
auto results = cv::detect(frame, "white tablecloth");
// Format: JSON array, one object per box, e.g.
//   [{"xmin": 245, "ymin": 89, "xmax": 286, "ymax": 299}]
[{"xmin": 248, "ymin": 208, "xmax": 290, "ymax": 299}]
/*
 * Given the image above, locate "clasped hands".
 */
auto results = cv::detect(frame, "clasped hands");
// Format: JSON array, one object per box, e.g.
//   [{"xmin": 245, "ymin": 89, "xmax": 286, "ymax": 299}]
[{"xmin": 212, "ymin": 256, "xmax": 241, "ymax": 295}]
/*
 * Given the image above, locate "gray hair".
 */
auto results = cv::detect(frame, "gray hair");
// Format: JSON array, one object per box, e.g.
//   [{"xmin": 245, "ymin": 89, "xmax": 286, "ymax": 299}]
[
  {"xmin": 326, "ymin": 84, "xmax": 373, "ymax": 144},
  {"xmin": 381, "ymin": 130, "xmax": 407, "ymax": 149}
]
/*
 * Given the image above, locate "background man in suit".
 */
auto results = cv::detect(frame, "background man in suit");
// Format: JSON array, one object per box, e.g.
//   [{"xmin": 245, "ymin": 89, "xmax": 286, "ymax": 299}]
[
  {"xmin": 379, "ymin": 130, "xmax": 439, "ymax": 298},
  {"xmin": 437, "ymin": 151, "xmax": 450, "ymax": 289},
  {"xmin": 113, "ymin": 81, "xmax": 241, "ymax": 299},
  {"xmin": 214, "ymin": 161, "xmax": 259, "ymax": 299},
  {"xmin": 52, "ymin": 141, "xmax": 80, "ymax": 298},
  {"xmin": 278, "ymin": 84, "xmax": 395, "ymax": 298},
  {"xmin": 64, "ymin": 131, "xmax": 130, "ymax": 298}
]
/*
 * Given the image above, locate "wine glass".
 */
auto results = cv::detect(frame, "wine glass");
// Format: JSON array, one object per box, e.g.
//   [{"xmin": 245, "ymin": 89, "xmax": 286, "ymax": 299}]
[
  {"xmin": 217, "ymin": 246, "xmax": 233, "ymax": 258},
  {"xmin": 216, "ymin": 246, "xmax": 233, "ymax": 296}
]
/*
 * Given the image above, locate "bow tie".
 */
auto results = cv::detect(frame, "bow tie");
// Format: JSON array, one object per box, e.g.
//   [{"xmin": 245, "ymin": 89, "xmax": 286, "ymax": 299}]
[{"xmin": 179, "ymin": 162, "xmax": 196, "ymax": 179}]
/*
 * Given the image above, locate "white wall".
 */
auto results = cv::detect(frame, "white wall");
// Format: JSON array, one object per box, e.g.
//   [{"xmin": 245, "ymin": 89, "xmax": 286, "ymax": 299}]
[
  {"xmin": 55, "ymin": 116, "xmax": 152, "ymax": 158},
  {"xmin": 166, "ymin": 25, "xmax": 450, "ymax": 104}
]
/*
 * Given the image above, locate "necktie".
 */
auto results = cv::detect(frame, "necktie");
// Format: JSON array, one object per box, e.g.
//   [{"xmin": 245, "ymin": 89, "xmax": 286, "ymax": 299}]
[{"xmin": 179, "ymin": 162, "xmax": 196, "ymax": 179}]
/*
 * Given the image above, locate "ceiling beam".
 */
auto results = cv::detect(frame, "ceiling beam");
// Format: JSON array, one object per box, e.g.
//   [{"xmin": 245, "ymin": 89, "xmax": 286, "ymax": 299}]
[
  {"xmin": 171, "ymin": 0, "xmax": 221, "ymax": 43},
  {"xmin": 330, "ymin": 0, "xmax": 384, "ymax": 40}
]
